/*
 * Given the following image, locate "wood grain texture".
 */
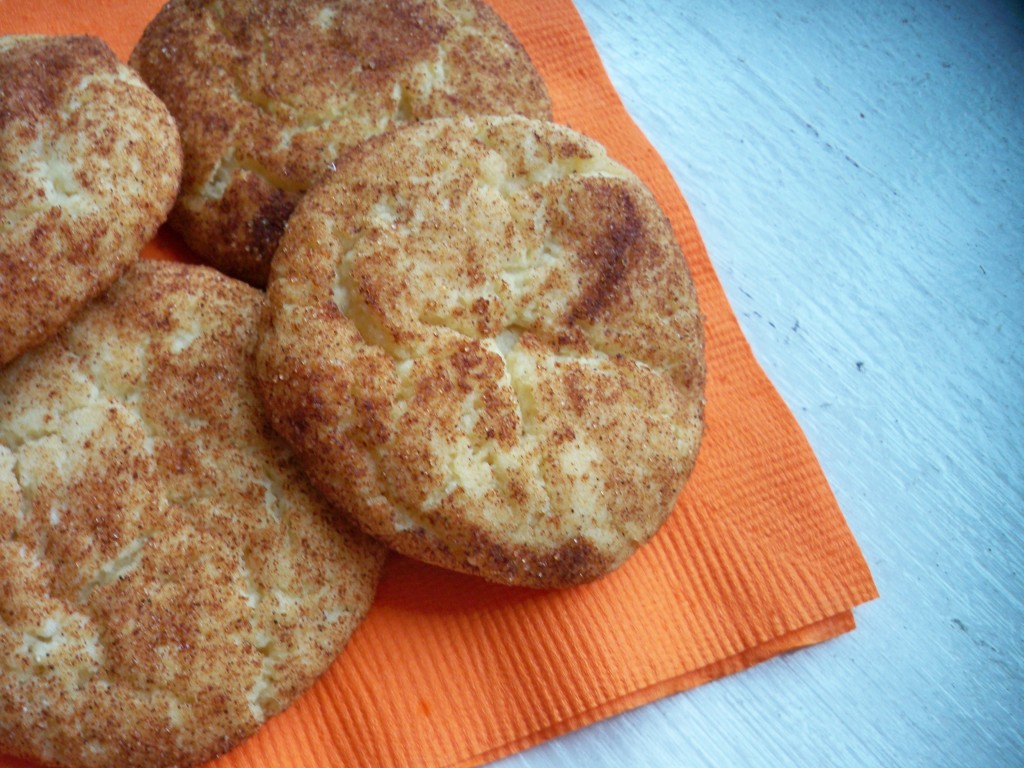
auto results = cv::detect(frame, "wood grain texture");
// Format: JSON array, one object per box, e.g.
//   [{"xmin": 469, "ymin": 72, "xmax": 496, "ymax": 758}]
[{"xmin": 500, "ymin": 1, "xmax": 1023, "ymax": 766}]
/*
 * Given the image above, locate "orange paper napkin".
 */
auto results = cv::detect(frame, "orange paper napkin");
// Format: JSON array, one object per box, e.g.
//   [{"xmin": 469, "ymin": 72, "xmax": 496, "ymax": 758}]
[{"xmin": 0, "ymin": 1, "xmax": 878, "ymax": 766}]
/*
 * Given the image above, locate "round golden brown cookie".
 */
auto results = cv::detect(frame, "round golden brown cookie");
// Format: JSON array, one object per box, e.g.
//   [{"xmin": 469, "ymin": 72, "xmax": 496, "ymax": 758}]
[
  {"xmin": 256, "ymin": 116, "xmax": 705, "ymax": 588},
  {"xmin": 0, "ymin": 261, "xmax": 384, "ymax": 768},
  {"xmin": 130, "ymin": 0, "xmax": 552, "ymax": 287},
  {"xmin": 0, "ymin": 35, "xmax": 182, "ymax": 367}
]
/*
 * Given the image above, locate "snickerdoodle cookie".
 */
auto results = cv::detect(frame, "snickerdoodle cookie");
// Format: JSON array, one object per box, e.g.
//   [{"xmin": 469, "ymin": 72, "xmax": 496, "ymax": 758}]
[
  {"xmin": 256, "ymin": 116, "xmax": 704, "ymax": 588},
  {"xmin": 130, "ymin": 0, "xmax": 551, "ymax": 286},
  {"xmin": 0, "ymin": 35, "xmax": 181, "ymax": 367},
  {"xmin": 0, "ymin": 261, "xmax": 384, "ymax": 768}
]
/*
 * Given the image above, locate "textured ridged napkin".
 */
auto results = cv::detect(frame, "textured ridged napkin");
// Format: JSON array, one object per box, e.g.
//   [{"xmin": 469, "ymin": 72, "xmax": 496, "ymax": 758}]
[{"xmin": 0, "ymin": 1, "xmax": 878, "ymax": 766}]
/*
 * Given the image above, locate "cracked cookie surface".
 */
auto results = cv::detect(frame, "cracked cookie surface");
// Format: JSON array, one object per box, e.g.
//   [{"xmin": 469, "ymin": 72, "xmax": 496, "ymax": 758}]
[
  {"xmin": 0, "ymin": 261, "xmax": 384, "ymax": 768},
  {"xmin": 0, "ymin": 35, "xmax": 182, "ymax": 367},
  {"xmin": 130, "ymin": 0, "xmax": 552, "ymax": 287},
  {"xmin": 257, "ymin": 116, "xmax": 705, "ymax": 588}
]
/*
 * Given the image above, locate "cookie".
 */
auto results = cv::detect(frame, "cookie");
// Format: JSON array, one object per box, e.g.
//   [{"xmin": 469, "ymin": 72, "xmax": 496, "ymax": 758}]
[
  {"xmin": 0, "ymin": 261, "xmax": 385, "ymax": 768},
  {"xmin": 0, "ymin": 35, "xmax": 182, "ymax": 367},
  {"xmin": 256, "ymin": 116, "xmax": 705, "ymax": 588},
  {"xmin": 130, "ymin": 0, "xmax": 552, "ymax": 287}
]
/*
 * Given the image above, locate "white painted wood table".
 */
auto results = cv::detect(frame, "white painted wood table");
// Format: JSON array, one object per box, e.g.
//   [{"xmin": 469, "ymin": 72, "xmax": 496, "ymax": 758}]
[{"xmin": 498, "ymin": 1, "xmax": 1024, "ymax": 766}]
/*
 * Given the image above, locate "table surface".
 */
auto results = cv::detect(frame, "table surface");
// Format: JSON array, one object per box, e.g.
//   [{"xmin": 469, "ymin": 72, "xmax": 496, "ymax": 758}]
[{"xmin": 497, "ymin": 1, "xmax": 1024, "ymax": 766}]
